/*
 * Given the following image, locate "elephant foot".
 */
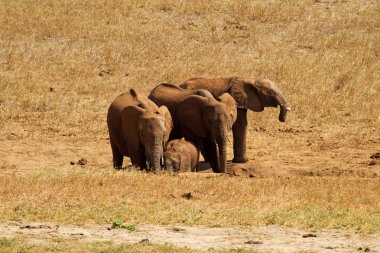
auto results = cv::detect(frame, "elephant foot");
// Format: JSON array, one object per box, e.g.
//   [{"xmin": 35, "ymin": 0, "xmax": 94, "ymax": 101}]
[
  {"xmin": 114, "ymin": 166, "xmax": 123, "ymax": 170},
  {"xmin": 232, "ymin": 157, "xmax": 248, "ymax": 163}
]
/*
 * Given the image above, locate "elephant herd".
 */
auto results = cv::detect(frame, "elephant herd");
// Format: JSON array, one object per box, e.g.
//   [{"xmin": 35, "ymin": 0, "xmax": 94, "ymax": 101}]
[{"xmin": 107, "ymin": 77, "xmax": 290, "ymax": 173}]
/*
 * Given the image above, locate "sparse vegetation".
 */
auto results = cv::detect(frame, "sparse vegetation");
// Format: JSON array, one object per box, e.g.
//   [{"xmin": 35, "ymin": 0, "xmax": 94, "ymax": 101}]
[
  {"xmin": 0, "ymin": 0, "xmax": 379, "ymax": 251},
  {"xmin": 0, "ymin": 239, "xmax": 213, "ymax": 253},
  {"xmin": 0, "ymin": 0, "xmax": 379, "ymax": 140},
  {"xmin": 1, "ymin": 168, "xmax": 379, "ymax": 233},
  {"xmin": 111, "ymin": 220, "xmax": 136, "ymax": 231},
  {"xmin": 0, "ymin": 237, "xmax": 14, "ymax": 247}
]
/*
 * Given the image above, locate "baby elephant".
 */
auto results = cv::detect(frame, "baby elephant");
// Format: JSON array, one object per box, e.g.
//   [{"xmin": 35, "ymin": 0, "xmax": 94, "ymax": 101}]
[{"xmin": 164, "ymin": 138, "xmax": 199, "ymax": 172}]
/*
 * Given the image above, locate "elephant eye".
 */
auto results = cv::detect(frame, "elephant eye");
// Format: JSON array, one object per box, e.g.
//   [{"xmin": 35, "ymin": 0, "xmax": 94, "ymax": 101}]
[{"xmin": 268, "ymin": 90, "xmax": 276, "ymax": 96}]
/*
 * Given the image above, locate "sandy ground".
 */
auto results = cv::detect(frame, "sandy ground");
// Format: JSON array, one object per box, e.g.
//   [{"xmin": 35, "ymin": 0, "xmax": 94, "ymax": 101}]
[
  {"xmin": 0, "ymin": 134, "xmax": 379, "ymax": 177},
  {"xmin": 0, "ymin": 127, "xmax": 379, "ymax": 252},
  {"xmin": 1, "ymin": 222, "xmax": 379, "ymax": 252}
]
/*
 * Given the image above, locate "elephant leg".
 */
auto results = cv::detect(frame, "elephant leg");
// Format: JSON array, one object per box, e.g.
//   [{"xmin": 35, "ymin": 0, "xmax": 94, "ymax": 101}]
[
  {"xmin": 137, "ymin": 155, "xmax": 147, "ymax": 171},
  {"xmin": 202, "ymin": 138, "xmax": 220, "ymax": 173},
  {"xmin": 232, "ymin": 108, "xmax": 248, "ymax": 163},
  {"xmin": 128, "ymin": 145, "xmax": 147, "ymax": 171},
  {"xmin": 110, "ymin": 139, "xmax": 123, "ymax": 169},
  {"xmin": 193, "ymin": 164, "xmax": 198, "ymax": 172},
  {"xmin": 193, "ymin": 149, "xmax": 200, "ymax": 172}
]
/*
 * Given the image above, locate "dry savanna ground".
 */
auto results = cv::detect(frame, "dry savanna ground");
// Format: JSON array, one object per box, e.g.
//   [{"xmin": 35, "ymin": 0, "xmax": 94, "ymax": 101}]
[{"xmin": 1, "ymin": 0, "xmax": 380, "ymax": 252}]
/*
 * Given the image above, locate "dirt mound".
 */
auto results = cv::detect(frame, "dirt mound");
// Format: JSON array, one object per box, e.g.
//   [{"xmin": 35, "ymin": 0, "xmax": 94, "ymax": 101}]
[
  {"xmin": 227, "ymin": 161, "xmax": 265, "ymax": 177},
  {"xmin": 228, "ymin": 165, "xmax": 258, "ymax": 177}
]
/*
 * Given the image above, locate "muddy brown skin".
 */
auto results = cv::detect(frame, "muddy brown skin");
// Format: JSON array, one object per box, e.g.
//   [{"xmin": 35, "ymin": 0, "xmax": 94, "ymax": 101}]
[
  {"xmin": 180, "ymin": 77, "xmax": 289, "ymax": 163},
  {"xmin": 164, "ymin": 138, "xmax": 199, "ymax": 172},
  {"xmin": 107, "ymin": 89, "xmax": 172, "ymax": 172},
  {"xmin": 148, "ymin": 83, "xmax": 217, "ymax": 139},
  {"xmin": 279, "ymin": 104, "xmax": 288, "ymax": 122},
  {"xmin": 149, "ymin": 84, "xmax": 237, "ymax": 173}
]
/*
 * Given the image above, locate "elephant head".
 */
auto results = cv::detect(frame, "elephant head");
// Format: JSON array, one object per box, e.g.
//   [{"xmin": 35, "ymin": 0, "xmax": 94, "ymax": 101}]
[
  {"xmin": 177, "ymin": 93, "xmax": 237, "ymax": 173},
  {"xmin": 230, "ymin": 78, "xmax": 290, "ymax": 122},
  {"xmin": 122, "ymin": 105, "xmax": 172, "ymax": 173}
]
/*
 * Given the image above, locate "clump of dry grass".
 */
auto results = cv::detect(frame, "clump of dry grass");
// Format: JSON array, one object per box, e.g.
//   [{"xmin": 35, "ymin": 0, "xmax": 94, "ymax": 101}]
[{"xmin": 1, "ymin": 168, "xmax": 379, "ymax": 233}]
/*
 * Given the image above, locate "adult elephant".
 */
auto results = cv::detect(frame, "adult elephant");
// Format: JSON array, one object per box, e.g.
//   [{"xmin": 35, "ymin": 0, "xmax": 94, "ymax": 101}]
[
  {"xmin": 148, "ymin": 83, "xmax": 218, "ymax": 139},
  {"xmin": 107, "ymin": 88, "xmax": 172, "ymax": 172},
  {"xmin": 180, "ymin": 77, "xmax": 290, "ymax": 163},
  {"xmin": 149, "ymin": 83, "xmax": 237, "ymax": 173}
]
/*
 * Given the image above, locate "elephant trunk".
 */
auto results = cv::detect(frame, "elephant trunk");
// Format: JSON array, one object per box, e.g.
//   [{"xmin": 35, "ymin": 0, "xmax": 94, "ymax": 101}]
[
  {"xmin": 217, "ymin": 128, "xmax": 228, "ymax": 173},
  {"xmin": 276, "ymin": 93, "xmax": 290, "ymax": 122},
  {"xmin": 279, "ymin": 104, "xmax": 288, "ymax": 122},
  {"xmin": 150, "ymin": 140, "xmax": 163, "ymax": 174}
]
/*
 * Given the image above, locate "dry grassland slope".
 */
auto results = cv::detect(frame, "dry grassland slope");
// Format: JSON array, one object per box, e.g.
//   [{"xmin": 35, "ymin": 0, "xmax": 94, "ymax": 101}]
[{"xmin": 0, "ymin": 0, "xmax": 379, "ymax": 239}]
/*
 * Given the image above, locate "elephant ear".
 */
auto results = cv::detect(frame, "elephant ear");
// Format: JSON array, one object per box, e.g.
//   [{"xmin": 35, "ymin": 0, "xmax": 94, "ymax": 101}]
[
  {"xmin": 177, "ymin": 95, "xmax": 207, "ymax": 138},
  {"xmin": 158, "ymin": 105, "xmax": 173, "ymax": 144},
  {"xmin": 121, "ymin": 105, "xmax": 145, "ymax": 151},
  {"xmin": 219, "ymin": 93, "xmax": 237, "ymax": 129},
  {"xmin": 165, "ymin": 140, "xmax": 174, "ymax": 151},
  {"xmin": 230, "ymin": 79, "xmax": 264, "ymax": 112},
  {"xmin": 130, "ymin": 88, "xmax": 138, "ymax": 98}
]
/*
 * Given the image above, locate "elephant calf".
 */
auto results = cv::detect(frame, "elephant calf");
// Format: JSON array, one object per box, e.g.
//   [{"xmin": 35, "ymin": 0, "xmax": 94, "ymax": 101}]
[
  {"xmin": 164, "ymin": 138, "xmax": 199, "ymax": 172},
  {"xmin": 107, "ymin": 88, "xmax": 173, "ymax": 172}
]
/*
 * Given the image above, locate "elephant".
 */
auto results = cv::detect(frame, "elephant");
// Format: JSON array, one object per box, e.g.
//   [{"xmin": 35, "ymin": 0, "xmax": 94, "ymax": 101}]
[
  {"xmin": 149, "ymin": 83, "xmax": 237, "ymax": 173},
  {"xmin": 164, "ymin": 138, "xmax": 199, "ymax": 172},
  {"xmin": 148, "ymin": 83, "xmax": 218, "ymax": 139},
  {"xmin": 180, "ymin": 77, "xmax": 290, "ymax": 163},
  {"xmin": 107, "ymin": 88, "xmax": 173, "ymax": 172}
]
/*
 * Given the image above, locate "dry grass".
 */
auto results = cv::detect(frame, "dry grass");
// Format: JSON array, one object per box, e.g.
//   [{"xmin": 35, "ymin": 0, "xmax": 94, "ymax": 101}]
[
  {"xmin": 0, "ymin": 0, "xmax": 380, "ymax": 237},
  {"xmin": 1, "ymin": 168, "xmax": 379, "ymax": 233},
  {"xmin": 0, "ymin": 0, "xmax": 379, "ymax": 140},
  {"xmin": 0, "ymin": 237, "xmax": 220, "ymax": 253}
]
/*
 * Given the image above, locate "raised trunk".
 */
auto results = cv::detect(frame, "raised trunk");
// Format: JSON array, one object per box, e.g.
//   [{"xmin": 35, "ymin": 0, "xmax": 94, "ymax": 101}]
[
  {"xmin": 279, "ymin": 104, "xmax": 288, "ymax": 122},
  {"xmin": 232, "ymin": 108, "xmax": 248, "ymax": 163}
]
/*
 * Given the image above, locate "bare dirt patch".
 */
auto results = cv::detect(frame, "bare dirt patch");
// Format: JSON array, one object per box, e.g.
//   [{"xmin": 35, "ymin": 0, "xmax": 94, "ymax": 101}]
[
  {"xmin": 1, "ymin": 222, "xmax": 379, "ymax": 252},
  {"xmin": 1, "ymin": 130, "xmax": 378, "ymax": 178},
  {"xmin": 0, "ymin": 138, "xmax": 111, "ymax": 174}
]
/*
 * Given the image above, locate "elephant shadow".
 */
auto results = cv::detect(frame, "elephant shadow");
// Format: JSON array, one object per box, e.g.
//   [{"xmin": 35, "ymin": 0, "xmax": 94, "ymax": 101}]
[
  {"xmin": 197, "ymin": 159, "xmax": 263, "ymax": 178},
  {"xmin": 196, "ymin": 160, "xmax": 235, "ymax": 173}
]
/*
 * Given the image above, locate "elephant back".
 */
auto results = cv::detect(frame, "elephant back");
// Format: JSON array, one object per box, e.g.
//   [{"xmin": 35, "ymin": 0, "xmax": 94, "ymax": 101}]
[
  {"xmin": 180, "ymin": 77, "xmax": 237, "ymax": 97},
  {"xmin": 149, "ymin": 83, "xmax": 194, "ymax": 102},
  {"xmin": 149, "ymin": 83, "xmax": 196, "ymax": 116},
  {"xmin": 109, "ymin": 89, "xmax": 158, "ymax": 114},
  {"xmin": 149, "ymin": 83, "xmax": 221, "ymax": 115}
]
